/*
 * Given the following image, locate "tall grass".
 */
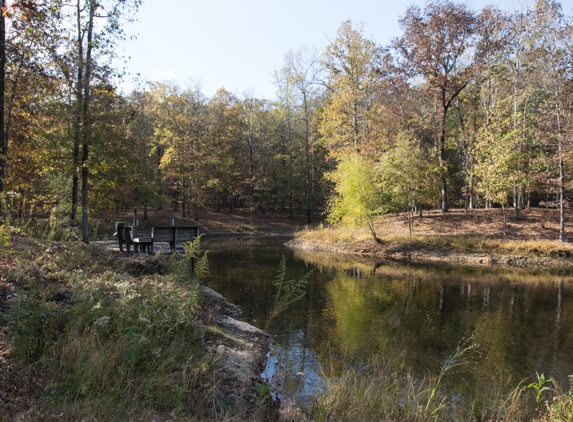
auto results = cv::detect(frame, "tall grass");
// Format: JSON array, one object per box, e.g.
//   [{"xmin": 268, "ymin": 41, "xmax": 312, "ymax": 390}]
[
  {"xmin": 307, "ymin": 344, "xmax": 534, "ymax": 422},
  {"xmin": 4, "ymin": 240, "xmax": 221, "ymax": 420}
]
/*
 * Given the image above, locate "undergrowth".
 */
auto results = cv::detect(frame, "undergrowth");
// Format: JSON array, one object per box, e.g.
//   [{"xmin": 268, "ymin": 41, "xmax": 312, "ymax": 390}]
[{"xmin": 3, "ymin": 239, "xmax": 221, "ymax": 420}]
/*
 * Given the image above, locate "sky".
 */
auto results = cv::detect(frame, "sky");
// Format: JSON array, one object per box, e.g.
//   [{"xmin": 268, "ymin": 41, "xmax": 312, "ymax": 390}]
[{"xmin": 117, "ymin": 0, "xmax": 573, "ymax": 99}]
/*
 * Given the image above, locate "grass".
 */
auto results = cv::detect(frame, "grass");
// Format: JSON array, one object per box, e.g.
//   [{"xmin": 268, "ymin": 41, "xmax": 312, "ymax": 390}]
[
  {"xmin": 0, "ymin": 239, "xmax": 229, "ymax": 421},
  {"xmin": 306, "ymin": 355, "xmax": 532, "ymax": 422},
  {"xmin": 303, "ymin": 348, "xmax": 573, "ymax": 422},
  {"xmin": 296, "ymin": 211, "xmax": 573, "ymax": 260},
  {"xmin": 297, "ymin": 223, "xmax": 374, "ymax": 245},
  {"xmin": 382, "ymin": 234, "xmax": 573, "ymax": 257}
]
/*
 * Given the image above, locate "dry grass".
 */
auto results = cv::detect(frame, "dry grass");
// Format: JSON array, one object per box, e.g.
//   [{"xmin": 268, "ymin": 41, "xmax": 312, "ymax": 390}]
[
  {"xmin": 296, "ymin": 208, "xmax": 573, "ymax": 258},
  {"xmin": 305, "ymin": 341, "xmax": 534, "ymax": 422},
  {"xmin": 0, "ymin": 240, "xmax": 255, "ymax": 421}
]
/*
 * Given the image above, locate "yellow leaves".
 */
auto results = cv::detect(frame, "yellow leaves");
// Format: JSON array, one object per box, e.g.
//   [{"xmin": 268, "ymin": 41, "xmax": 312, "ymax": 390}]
[
  {"xmin": 328, "ymin": 153, "xmax": 381, "ymax": 227},
  {"xmin": 321, "ymin": 21, "xmax": 381, "ymax": 156},
  {"xmin": 0, "ymin": 225, "xmax": 11, "ymax": 249}
]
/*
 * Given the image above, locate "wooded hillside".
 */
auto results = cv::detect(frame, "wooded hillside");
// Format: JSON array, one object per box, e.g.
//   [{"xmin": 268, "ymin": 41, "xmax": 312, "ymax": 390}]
[{"xmin": 0, "ymin": 0, "xmax": 572, "ymax": 242}]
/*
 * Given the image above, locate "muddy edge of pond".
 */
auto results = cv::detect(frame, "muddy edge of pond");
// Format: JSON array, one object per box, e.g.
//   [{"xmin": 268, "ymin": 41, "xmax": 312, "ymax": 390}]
[
  {"xmin": 286, "ymin": 239, "xmax": 573, "ymax": 269},
  {"xmin": 198, "ymin": 285, "xmax": 271, "ymax": 412}
]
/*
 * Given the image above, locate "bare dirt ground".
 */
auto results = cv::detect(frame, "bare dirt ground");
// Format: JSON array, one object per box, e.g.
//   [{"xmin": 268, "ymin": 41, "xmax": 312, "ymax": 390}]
[
  {"xmin": 376, "ymin": 207, "xmax": 569, "ymax": 240},
  {"xmin": 291, "ymin": 207, "xmax": 573, "ymax": 268},
  {"xmin": 109, "ymin": 207, "xmax": 317, "ymax": 237},
  {"xmin": 112, "ymin": 206, "xmax": 568, "ymax": 240}
]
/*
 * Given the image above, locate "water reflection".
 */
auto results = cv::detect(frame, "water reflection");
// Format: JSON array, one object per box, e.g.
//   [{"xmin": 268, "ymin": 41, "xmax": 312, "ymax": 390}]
[{"xmin": 203, "ymin": 237, "xmax": 573, "ymax": 400}]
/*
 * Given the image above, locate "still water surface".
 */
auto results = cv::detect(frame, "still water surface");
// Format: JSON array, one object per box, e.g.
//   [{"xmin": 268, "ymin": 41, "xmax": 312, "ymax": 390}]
[{"xmin": 203, "ymin": 236, "xmax": 573, "ymax": 401}]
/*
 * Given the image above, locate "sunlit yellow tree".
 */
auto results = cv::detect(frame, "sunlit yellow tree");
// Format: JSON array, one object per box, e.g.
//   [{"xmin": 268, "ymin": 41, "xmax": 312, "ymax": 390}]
[
  {"xmin": 327, "ymin": 153, "xmax": 382, "ymax": 242},
  {"xmin": 320, "ymin": 20, "xmax": 381, "ymax": 157}
]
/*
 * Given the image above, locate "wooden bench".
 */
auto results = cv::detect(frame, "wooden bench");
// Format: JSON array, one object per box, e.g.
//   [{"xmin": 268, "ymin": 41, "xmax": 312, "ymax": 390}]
[
  {"xmin": 114, "ymin": 224, "xmax": 153, "ymax": 254},
  {"xmin": 151, "ymin": 226, "xmax": 200, "ymax": 253}
]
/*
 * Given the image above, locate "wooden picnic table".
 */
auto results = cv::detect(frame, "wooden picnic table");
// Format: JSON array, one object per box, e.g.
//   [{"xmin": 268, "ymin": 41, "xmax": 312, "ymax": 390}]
[{"xmin": 114, "ymin": 223, "xmax": 199, "ymax": 255}]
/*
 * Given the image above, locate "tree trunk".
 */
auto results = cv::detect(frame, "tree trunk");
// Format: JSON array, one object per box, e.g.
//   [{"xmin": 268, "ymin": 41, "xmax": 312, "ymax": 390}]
[
  {"xmin": 367, "ymin": 216, "xmax": 381, "ymax": 244},
  {"xmin": 72, "ymin": 0, "xmax": 84, "ymax": 225},
  {"xmin": 440, "ymin": 103, "xmax": 448, "ymax": 212},
  {"xmin": 513, "ymin": 184, "xmax": 520, "ymax": 220},
  {"xmin": 502, "ymin": 204, "xmax": 507, "ymax": 237},
  {"xmin": 286, "ymin": 117, "xmax": 293, "ymax": 219},
  {"xmin": 249, "ymin": 140, "xmax": 253, "ymax": 225},
  {"xmin": 81, "ymin": 1, "xmax": 96, "ymax": 243},
  {"xmin": 408, "ymin": 209, "xmax": 413, "ymax": 236},
  {"xmin": 559, "ymin": 145, "xmax": 565, "ymax": 243},
  {"xmin": 303, "ymin": 94, "xmax": 311, "ymax": 224},
  {"xmin": 0, "ymin": 0, "xmax": 5, "ymax": 194}
]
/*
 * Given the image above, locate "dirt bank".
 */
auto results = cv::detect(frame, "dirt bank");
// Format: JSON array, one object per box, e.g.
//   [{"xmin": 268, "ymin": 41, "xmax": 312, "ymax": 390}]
[
  {"xmin": 286, "ymin": 238, "xmax": 573, "ymax": 269},
  {"xmin": 288, "ymin": 208, "xmax": 573, "ymax": 269}
]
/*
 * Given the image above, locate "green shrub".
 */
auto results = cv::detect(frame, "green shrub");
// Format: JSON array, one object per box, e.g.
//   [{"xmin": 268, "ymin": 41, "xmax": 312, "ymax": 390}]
[{"xmin": 0, "ymin": 224, "xmax": 10, "ymax": 248}]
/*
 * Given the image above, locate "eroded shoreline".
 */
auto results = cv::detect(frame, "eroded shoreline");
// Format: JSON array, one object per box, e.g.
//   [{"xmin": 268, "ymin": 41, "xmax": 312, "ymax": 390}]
[
  {"xmin": 199, "ymin": 285, "xmax": 271, "ymax": 414},
  {"xmin": 286, "ymin": 238, "xmax": 573, "ymax": 269}
]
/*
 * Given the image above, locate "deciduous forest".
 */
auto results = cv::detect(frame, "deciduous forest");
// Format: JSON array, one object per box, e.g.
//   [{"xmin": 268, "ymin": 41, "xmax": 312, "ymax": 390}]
[
  {"xmin": 5, "ymin": 1, "xmax": 573, "ymax": 421},
  {"xmin": 0, "ymin": 0, "xmax": 572, "ymax": 243}
]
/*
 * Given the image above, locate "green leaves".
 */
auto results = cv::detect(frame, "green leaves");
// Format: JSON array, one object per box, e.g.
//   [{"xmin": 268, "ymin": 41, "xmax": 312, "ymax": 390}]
[
  {"xmin": 0, "ymin": 224, "xmax": 10, "ymax": 249},
  {"xmin": 377, "ymin": 132, "xmax": 439, "ymax": 213},
  {"xmin": 265, "ymin": 254, "xmax": 312, "ymax": 330},
  {"xmin": 328, "ymin": 153, "xmax": 381, "ymax": 227},
  {"xmin": 527, "ymin": 372, "xmax": 552, "ymax": 406}
]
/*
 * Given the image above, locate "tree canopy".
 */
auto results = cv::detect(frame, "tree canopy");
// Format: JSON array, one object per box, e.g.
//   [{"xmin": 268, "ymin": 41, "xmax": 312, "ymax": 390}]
[{"xmin": 0, "ymin": 0, "xmax": 572, "ymax": 242}]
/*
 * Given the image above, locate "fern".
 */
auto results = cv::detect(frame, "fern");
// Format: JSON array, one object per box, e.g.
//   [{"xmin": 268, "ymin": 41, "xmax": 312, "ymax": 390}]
[
  {"xmin": 195, "ymin": 252, "xmax": 210, "ymax": 280},
  {"xmin": 265, "ymin": 254, "xmax": 313, "ymax": 330},
  {"xmin": 172, "ymin": 234, "xmax": 209, "ymax": 283},
  {"xmin": 0, "ymin": 224, "xmax": 11, "ymax": 249}
]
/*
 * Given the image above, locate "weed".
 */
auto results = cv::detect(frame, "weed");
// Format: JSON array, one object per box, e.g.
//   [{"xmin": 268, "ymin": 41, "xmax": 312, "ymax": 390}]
[
  {"xmin": 170, "ymin": 234, "xmax": 209, "ymax": 284},
  {"xmin": 265, "ymin": 254, "xmax": 313, "ymax": 330},
  {"xmin": 9, "ymin": 295, "xmax": 59, "ymax": 361},
  {"xmin": 172, "ymin": 384, "xmax": 189, "ymax": 414},
  {"xmin": 4, "ymin": 239, "xmax": 216, "ymax": 419},
  {"xmin": 528, "ymin": 372, "xmax": 552, "ymax": 407},
  {"xmin": 539, "ymin": 376, "xmax": 573, "ymax": 421},
  {"xmin": 255, "ymin": 382, "xmax": 272, "ymax": 418}
]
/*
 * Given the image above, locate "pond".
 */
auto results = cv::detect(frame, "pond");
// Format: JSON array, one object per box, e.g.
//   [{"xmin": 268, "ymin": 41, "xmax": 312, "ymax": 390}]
[{"xmin": 202, "ymin": 236, "xmax": 573, "ymax": 404}]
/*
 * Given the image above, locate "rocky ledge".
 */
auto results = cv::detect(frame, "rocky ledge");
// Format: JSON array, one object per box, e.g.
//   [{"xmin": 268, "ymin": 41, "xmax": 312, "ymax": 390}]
[{"xmin": 199, "ymin": 285, "xmax": 271, "ymax": 413}]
